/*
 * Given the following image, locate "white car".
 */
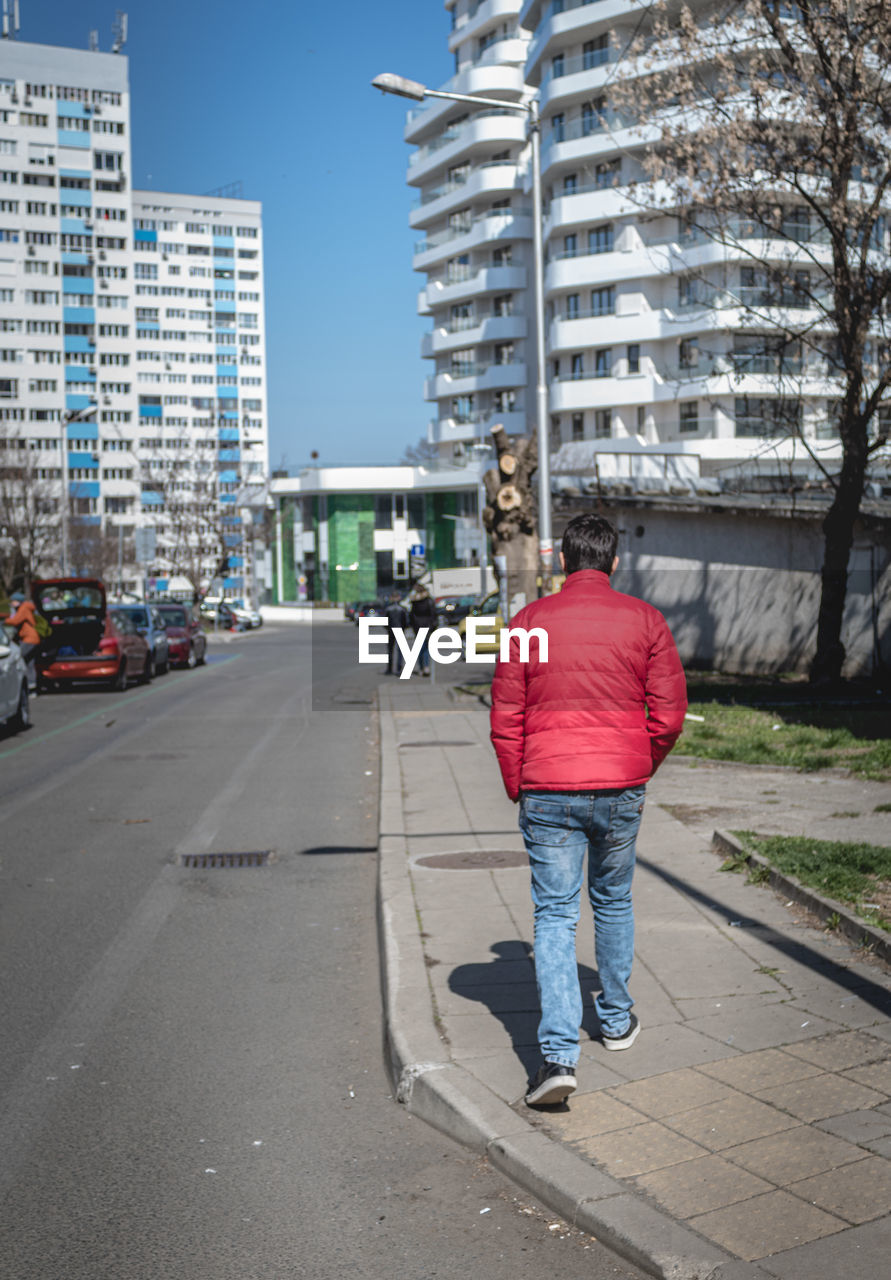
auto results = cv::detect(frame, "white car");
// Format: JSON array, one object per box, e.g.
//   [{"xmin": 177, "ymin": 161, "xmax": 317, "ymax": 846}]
[{"xmin": 0, "ymin": 622, "xmax": 30, "ymax": 733}]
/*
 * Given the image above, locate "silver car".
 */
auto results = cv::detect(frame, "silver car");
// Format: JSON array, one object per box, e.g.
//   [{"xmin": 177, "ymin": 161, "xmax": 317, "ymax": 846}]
[{"xmin": 0, "ymin": 623, "xmax": 30, "ymax": 733}]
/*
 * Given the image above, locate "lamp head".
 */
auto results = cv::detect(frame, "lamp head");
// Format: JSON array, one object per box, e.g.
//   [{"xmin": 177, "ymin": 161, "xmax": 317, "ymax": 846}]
[{"xmin": 371, "ymin": 73, "xmax": 427, "ymax": 102}]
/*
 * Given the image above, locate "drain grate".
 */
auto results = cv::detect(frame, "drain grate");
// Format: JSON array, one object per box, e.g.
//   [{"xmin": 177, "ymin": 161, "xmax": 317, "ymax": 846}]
[
  {"xmin": 415, "ymin": 849, "xmax": 528, "ymax": 870},
  {"xmin": 398, "ymin": 740, "xmax": 477, "ymax": 748},
  {"xmin": 180, "ymin": 851, "xmax": 271, "ymax": 869}
]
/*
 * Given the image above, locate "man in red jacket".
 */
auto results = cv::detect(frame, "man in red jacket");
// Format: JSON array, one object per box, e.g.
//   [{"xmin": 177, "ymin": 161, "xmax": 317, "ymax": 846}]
[{"xmin": 490, "ymin": 514, "xmax": 687, "ymax": 1106}]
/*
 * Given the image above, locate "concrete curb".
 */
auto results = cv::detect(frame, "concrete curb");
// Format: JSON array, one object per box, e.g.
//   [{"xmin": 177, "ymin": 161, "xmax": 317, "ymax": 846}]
[
  {"xmin": 712, "ymin": 829, "xmax": 890, "ymax": 964},
  {"xmin": 375, "ymin": 687, "xmax": 769, "ymax": 1280}
]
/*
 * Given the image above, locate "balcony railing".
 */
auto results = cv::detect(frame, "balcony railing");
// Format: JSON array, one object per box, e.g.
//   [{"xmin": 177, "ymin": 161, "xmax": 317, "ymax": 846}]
[
  {"xmin": 409, "ymin": 108, "xmax": 520, "ymax": 167},
  {"xmin": 543, "ymin": 46, "xmax": 614, "ymax": 85},
  {"xmin": 439, "ymin": 359, "xmax": 525, "ymax": 379},
  {"xmin": 547, "ymin": 110, "xmax": 624, "ymax": 144},
  {"xmin": 415, "ymin": 207, "xmax": 532, "ymax": 255}
]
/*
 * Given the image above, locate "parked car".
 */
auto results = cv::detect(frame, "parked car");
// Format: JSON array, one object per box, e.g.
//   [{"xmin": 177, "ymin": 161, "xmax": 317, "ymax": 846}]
[
  {"xmin": 456, "ymin": 590, "xmax": 505, "ymax": 657},
  {"xmin": 108, "ymin": 602, "xmax": 170, "ymax": 676},
  {"xmin": 229, "ymin": 601, "xmax": 262, "ymax": 629},
  {"xmin": 435, "ymin": 594, "xmax": 478, "ymax": 627},
  {"xmin": 353, "ymin": 600, "xmax": 389, "ymax": 624},
  {"xmin": 156, "ymin": 602, "xmax": 207, "ymax": 668},
  {"xmin": 32, "ymin": 578, "xmax": 151, "ymax": 691},
  {"xmin": 199, "ymin": 599, "xmax": 245, "ymax": 631},
  {"xmin": 0, "ymin": 621, "xmax": 30, "ymax": 732}
]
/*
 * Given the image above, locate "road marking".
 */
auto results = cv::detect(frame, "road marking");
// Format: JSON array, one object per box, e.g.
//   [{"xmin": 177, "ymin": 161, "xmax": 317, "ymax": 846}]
[{"xmin": 0, "ymin": 654, "xmax": 243, "ymax": 763}]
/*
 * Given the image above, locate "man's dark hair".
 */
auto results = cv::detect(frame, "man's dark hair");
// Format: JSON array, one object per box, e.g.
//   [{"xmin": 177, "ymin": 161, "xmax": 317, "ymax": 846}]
[{"xmin": 561, "ymin": 514, "xmax": 619, "ymax": 575}]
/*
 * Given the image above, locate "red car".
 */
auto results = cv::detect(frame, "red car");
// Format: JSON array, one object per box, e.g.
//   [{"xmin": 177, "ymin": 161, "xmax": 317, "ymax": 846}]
[
  {"xmin": 156, "ymin": 602, "xmax": 207, "ymax": 669},
  {"xmin": 33, "ymin": 578, "xmax": 151, "ymax": 691}
]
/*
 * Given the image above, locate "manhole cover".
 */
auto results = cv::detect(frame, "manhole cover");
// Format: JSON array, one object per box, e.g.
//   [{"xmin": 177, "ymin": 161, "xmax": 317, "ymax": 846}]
[
  {"xmin": 180, "ymin": 851, "xmax": 271, "ymax": 869},
  {"xmin": 415, "ymin": 849, "xmax": 528, "ymax": 870},
  {"xmin": 398, "ymin": 740, "xmax": 477, "ymax": 748}
]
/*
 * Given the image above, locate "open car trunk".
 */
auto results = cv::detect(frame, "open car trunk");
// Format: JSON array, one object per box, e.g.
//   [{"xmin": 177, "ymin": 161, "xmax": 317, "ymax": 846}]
[{"xmin": 32, "ymin": 578, "xmax": 107, "ymax": 658}]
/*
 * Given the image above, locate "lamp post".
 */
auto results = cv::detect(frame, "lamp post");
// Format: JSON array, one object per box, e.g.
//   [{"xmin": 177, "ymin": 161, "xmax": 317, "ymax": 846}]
[
  {"xmin": 60, "ymin": 402, "xmax": 98, "ymax": 575},
  {"xmin": 372, "ymin": 72, "xmax": 553, "ymax": 585}
]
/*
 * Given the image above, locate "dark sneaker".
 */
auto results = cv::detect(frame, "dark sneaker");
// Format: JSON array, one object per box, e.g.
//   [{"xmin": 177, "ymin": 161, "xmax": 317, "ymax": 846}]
[
  {"xmin": 601, "ymin": 1014, "xmax": 640, "ymax": 1051},
  {"xmin": 525, "ymin": 1061, "xmax": 577, "ymax": 1106}
]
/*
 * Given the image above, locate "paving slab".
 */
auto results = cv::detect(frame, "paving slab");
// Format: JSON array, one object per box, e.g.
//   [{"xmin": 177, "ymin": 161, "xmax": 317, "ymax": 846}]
[{"xmin": 376, "ymin": 677, "xmax": 891, "ymax": 1278}]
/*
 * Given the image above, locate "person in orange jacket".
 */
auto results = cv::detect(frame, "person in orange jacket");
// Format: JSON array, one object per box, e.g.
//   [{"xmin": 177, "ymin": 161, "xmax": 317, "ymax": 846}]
[{"xmin": 6, "ymin": 591, "xmax": 41, "ymax": 690}]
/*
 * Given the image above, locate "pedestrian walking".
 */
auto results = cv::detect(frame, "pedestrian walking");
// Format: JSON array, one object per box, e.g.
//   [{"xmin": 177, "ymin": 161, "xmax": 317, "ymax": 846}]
[
  {"xmin": 384, "ymin": 591, "xmax": 409, "ymax": 676},
  {"xmin": 490, "ymin": 514, "xmax": 687, "ymax": 1106},
  {"xmin": 408, "ymin": 585, "xmax": 436, "ymax": 677},
  {"xmin": 5, "ymin": 591, "xmax": 44, "ymax": 692}
]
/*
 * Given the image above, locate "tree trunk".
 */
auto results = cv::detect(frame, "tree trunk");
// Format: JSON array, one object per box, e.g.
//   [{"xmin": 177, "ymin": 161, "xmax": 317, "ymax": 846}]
[
  {"xmin": 482, "ymin": 424, "xmax": 539, "ymax": 611},
  {"xmin": 809, "ymin": 427, "xmax": 869, "ymax": 685}
]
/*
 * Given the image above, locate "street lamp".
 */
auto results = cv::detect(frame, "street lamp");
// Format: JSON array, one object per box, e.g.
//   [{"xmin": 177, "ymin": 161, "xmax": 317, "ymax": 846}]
[
  {"xmin": 372, "ymin": 72, "xmax": 553, "ymax": 584},
  {"xmin": 60, "ymin": 402, "xmax": 98, "ymax": 575}
]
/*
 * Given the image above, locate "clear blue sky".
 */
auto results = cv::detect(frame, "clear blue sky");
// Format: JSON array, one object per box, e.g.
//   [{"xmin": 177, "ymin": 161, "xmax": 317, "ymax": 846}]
[{"xmin": 17, "ymin": 1, "xmax": 455, "ymax": 468}]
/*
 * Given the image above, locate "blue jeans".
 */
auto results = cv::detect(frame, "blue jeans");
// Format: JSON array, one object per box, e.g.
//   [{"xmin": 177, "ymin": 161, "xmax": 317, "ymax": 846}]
[{"xmin": 519, "ymin": 786, "xmax": 645, "ymax": 1067}]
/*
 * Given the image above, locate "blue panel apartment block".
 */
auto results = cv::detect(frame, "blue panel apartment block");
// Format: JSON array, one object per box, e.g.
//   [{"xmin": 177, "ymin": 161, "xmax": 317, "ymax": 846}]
[
  {"xmin": 67, "ymin": 452, "xmax": 99, "ymax": 468},
  {"xmin": 224, "ymin": 534, "xmax": 241, "ymax": 547},
  {"xmin": 65, "ymin": 366, "xmax": 96, "ymax": 382},
  {"xmin": 219, "ymin": 450, "xmax": 240, "ymax": 463},
  {"xmin": 222, "ymin": 577, "xmax": 243, "ymax": 589},
  {"xmin": 220, "ymin": 493, "xmax": 237, "ymax": 503},
  {"xmin": 213, "ymin": 235, "xmax": 235, "ymax": 246},
  {"xmin": 66, "ymin": 419, "xmax": 98, "ymax": 439},
  {"xmin": 215, "ymin": 299, "xmax": 236, "ymax": 312},
  {"xmin": 69, "ymin": 481, "xmax": 100, "ymax": 499},
  {"xmin": 61, "ymin": 252, "xmax": 89, "ymax": 266},
  {"xmin": 57, "ymin": 130, "xmax": 90, "ymax": 148},
  {"xmin": 220, "ymin": 410, "xmax": 238, "ymax": 420},
  {"xmin": 65, "ymin": 394, "xmax": 94, "ymax": 412},
  {"xmin": 63, "ymin": 277, "xmax": 94, "ymax": 294},
  {"xmin": 227, "ymin": 556, "xmax": 244, "ymax": 569},
  {"xmin": 64, "ymin": 306, "xmax": 94, "ymax": 324},
  {"xmin": 218, "ymin": 427, "xmax": 239, "ymax": 441},
  {"xmin": 152, "ymin": 579, "xmax": 169, "ymax": 592},
  {"xmin": 141, "ymin": 492, "xmax": 163, "ymax": 506},
  {"xmin": 57, "ymin": 102, "xmax": 89, "ymax": 118},
  {"xmin": 139, "ymin": 403, "xmax": 163, "ymax": 417},
  {"xmin": 64, "ymin": 335, "xmax": 92, "ymax": 352},
  {"xmin": 218, "ymin": 469, "xmax": 238, "ymax": 483},
  {"xmin": 134, "ymin": 229, "xmax": 157, "ymax": 242},
  {"xmin": 61, "ymin": 218, "xmax": 88, "ymax": 235},
  {"xmin": 60, "ymin": 166, "xmax": 91, "ymax": 178}
]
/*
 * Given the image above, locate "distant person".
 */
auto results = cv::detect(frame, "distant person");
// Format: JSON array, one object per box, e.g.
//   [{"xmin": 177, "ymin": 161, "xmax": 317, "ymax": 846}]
[
  {"xmin": 6, "ymin": 591, "xmax": 43, "ymax": 692},
  {"xmin": 384, "ymin": 591, "xmax": 409, "ymax": 676},
  {"xmin": 408, "ymin": 585, "xmax": 436, "ymax": 677},
  {"xmin": 490, "ymin": 514, "xmax": 687, "ymax": 1106}
]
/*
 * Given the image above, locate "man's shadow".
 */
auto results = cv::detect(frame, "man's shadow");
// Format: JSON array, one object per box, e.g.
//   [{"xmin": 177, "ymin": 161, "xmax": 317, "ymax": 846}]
[{"xmin": 448, "ymin": 941, "xmax": 602, "ymax": 1077}]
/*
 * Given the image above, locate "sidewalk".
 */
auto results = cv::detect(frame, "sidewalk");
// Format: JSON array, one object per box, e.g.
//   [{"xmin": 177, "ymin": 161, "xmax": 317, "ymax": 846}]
[{"xmin": 377, "ymin": 673, "xmax": 891, "ymax": 1280}]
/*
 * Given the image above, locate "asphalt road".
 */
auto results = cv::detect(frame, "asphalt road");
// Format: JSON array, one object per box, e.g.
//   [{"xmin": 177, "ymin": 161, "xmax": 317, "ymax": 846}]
[{"xmin": 0, "ymin": 622, "xmax": 645, "ymax": 1280}]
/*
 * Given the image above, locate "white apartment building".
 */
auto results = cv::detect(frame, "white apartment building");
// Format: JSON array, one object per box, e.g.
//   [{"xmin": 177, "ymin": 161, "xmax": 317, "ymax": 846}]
[
  {"xmin": 0, "ymin": 39, "xmax": 269, "ymax": 601},
  {"xmin": 407, "ymin": 1, "xmax": 533, "ymax": 457},
  {"xmin": 408, "ymin": 0, "xmax": 849, "ymax": 464}
]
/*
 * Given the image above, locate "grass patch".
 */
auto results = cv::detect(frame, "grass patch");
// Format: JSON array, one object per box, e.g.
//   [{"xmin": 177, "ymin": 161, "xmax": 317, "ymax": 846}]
[
  {"xmin": 732, "ymin": 830, "xmax": 891, "ymax": 932},
  {"xmin": 675, "ymin": 701, "xmax": 891, "ymax": 780}
]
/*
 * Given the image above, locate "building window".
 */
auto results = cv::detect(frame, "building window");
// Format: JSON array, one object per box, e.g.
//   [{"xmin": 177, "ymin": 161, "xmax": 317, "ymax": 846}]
[
  {"xmin": 590, "ymin": 286, "xmax": 615, "ymax": 316},
  {"xmin": 552, "ymin": 54, "xmax": 565, "ymax": 78},
  {"xmin": 679, "ymin": 338, "xmax": 700, "ymax": 369},
  {"xmin": 549, "ymin": 415, "xmax": 561, "ymax": 447},
  {"xmin": 563, "ymin": 173, "xmax": 577, "ymax": 193},
  {"xmin": 627, "ymin": 344, "xmax": 640, "ymax": 374},
  {"xmin": 583, "ymin": 35, "xmax": 610, "ymax": 69},
  {"xmin": 570, "ymin": 352, "xmax": 584, "ymax": 380},
  {"xmin": 563, "ymin": 233, "xmax": 577, "ymax": 258},
  {"xmin": 571, "ymin": 413, "xmax": 584, "ymax": 441},
  {"xmin": 595, "ymin": 409, "xmax": 612, "ymax": 438},
  {"xmin": 588, "ymin": 223, "xmax": 613, "ymax": 254},
  {"xmin": 492, "ymin": 293, "xmax": 512, "ymax": 317},
  {"xmin": 582, "ymin": 99, "xmax": 605, "ymax": 136},
  {"xmin": 566, "ymin": 293, "xmax": 579, "ymax": 319},
  {"xmin": 679, "ymin": 402, "xmax": 699, "ymax": 433},
  {"xmin": 552, "ymin": 113, "xmax": 565, "ymax": 143},
  {"xmin": 594, "ymin": 348, "xmax": 612, "ymax": 378},
  {"xmin": 594, "ymin": 159, "xmax": 620, "ymax": 188}
]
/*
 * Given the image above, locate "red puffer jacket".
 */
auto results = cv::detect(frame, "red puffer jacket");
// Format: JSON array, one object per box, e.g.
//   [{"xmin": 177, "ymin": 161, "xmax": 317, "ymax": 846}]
[{"xmin": 490, "ymin": 570, "xmax": 687, "ymax": 800}]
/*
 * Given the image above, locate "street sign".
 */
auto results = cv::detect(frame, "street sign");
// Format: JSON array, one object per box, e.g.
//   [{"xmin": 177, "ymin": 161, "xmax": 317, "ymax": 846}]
[
  {"xmin": 133, "ymin": 526, "xmax": 156, "ymax": 564},
  {"xmin": 410, "ymin": 543, "xmax": 425, "ymax": 556}
]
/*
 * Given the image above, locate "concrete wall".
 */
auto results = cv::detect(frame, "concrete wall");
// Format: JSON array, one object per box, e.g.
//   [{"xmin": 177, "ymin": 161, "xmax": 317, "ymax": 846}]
[{"xmin": 561, "ymin": 505, "xmax": 890, "ymax": 678}]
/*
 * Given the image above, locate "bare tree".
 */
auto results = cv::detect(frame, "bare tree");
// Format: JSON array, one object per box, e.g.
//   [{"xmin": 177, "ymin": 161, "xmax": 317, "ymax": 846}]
[
  {"xmin": 482, "ymin": 424, "xmax": 540, "ymax": 601},
  {"xmin": 0, "ymin": 428, "xmax": 62, "ymax": 592},
  {"xmin": 400, "ymin": 436, "xmax": 441, "ymax": 465},
  {"xmin": 613, "ymin": 0, "xmax": 891, "ymax": 682}
]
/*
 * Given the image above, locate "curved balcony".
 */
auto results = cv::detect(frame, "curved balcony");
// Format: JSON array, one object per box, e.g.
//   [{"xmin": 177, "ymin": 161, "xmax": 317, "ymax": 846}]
[
  {"xmin": 426, "ymin": 360, "xmax": 527, "ymax": 400},
  {"xmin": 549, "ymin": 310, "xmax": 645, "ymax": 352},
  {"xmin": 414, "ymin": 210, "xmax": 533, "ymax": 272},
  {"xmin": 408, "ymin": 114, "xmax": 527, "ymax": 184},
  {"xmin": 429, "ymin": 407, "xmax": 527, "ymax": 445},
  {"xmin": 410, "ymin": 162, "xmax": 520, "ymax": 229},
  {"xmin": 540, "ymin": 58, "xmax": 615, "ymax": 113},
  {"xmin": 421, "ymin": 313, "xmax": 527, "ymax": 356},
  {"xmin": 404, "ymin": 64, "xmax": 527, "ymax": 145},
  {"xmin": 424, "ymin": 264, "xmax": 527, "ymax": 309},
  {"xmin": 525, "ymin": 0, "xmax": 632, "ymax": 85},
  {"xmin": 449, "ymin": 0, "xmax": 526, "ymax": 53},
  {"xmin": 456, "ymin": 38, "xmax": 529, "ymax": 74},
  {"xmin": 545, "ymin": 248, "xmax": 628, "ymax": 292}
]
